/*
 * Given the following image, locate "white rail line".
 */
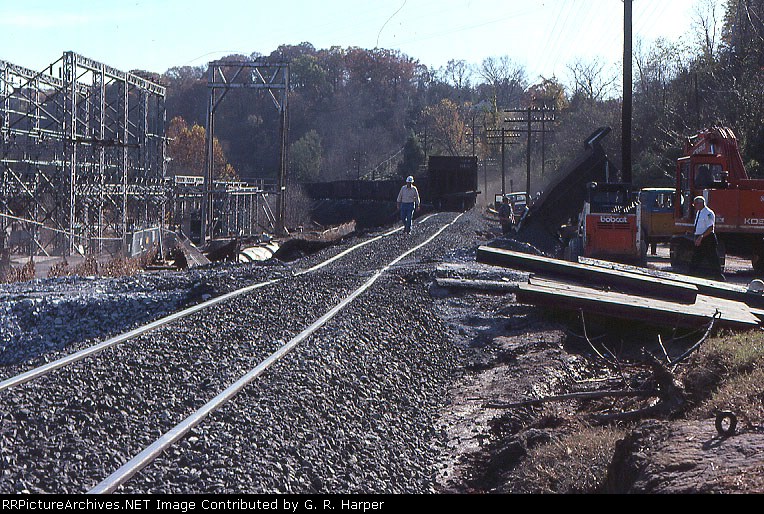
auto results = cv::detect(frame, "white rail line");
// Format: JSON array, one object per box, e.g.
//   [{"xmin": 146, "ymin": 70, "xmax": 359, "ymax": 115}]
[
  {"xmin": 0, "ymin": 280, "xmax": 278, "ymax": 392},
  {"xmin": 88, "ymin": 212, "xmax": 462, "ymax": 494}
]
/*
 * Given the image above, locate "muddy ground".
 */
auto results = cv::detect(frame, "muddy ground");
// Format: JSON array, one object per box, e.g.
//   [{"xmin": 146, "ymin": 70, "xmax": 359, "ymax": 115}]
[{"xmin": 430, "ymin": 239, "xmax": 764, "ymax": 494}]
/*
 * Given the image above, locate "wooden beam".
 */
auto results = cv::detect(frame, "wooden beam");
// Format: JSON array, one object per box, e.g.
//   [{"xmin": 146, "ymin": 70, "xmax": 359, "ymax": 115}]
[
  {"xmin": 516, "ymin": 276, "xmax": 760, "ymax": 329},
  {"xmin": 476, "ymin": 246, "xmax": 698, "ymax": 304},
  {"xmin": 435, "ymin": 277, "xmax": 520, "ymax": 292},
  {"xmin": 578, "ymin": 256, "xmax": 764, "ymax": 309}
]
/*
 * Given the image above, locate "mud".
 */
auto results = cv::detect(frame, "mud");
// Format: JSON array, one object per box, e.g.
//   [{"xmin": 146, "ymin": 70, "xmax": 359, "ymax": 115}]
[{"xmin": 431, "ymin": 241, "xmax": 764, "ymax": 494}]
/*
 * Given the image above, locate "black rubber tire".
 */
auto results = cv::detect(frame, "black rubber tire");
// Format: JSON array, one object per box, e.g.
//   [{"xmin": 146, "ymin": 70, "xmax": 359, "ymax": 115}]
[{"xmin": 715, "ymin": 411, "xmax": 737, "ymax": 437}]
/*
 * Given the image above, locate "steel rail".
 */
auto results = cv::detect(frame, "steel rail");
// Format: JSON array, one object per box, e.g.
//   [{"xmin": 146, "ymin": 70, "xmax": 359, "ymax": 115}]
[
  {"xmin": 0, "ymin": 279, "xmax": 278, "ymax": 393},
  {"xmin": 296, "ymin": 213, "xmax": 438, "ymax": 275},
  {"xmin": 88, "ymin": 212, "xmax": 463, "ymax": 494},
  {"xmin": 0, "ymin": 213, "xmax": 440, "ymax": 393}
]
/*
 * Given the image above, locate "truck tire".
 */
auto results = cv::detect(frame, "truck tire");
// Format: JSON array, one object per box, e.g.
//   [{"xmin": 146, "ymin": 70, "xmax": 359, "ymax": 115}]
[
  {"xmin": 670, "ymin": 235, "xmax": 693, "ymax": 270},
  {"xmin": 751, "ymin": 239, "xmax": 764, "ymax": 272}
]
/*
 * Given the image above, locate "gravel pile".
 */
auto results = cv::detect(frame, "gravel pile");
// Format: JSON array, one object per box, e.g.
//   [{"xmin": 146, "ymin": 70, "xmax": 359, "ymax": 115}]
[
  {"xmin": 0, "ymin": 209, "xmax": 503, "ymax": 494},
  {"xmin": 0, "ymin": 261, "xmax": 289, "ymax": 371}
]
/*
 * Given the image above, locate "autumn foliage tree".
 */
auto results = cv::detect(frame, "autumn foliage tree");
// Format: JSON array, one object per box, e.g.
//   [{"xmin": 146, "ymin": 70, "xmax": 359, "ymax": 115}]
[
  {"xmin": 289, "ymin": 129, "xmax": 323, "ymax": 181},
  {"xmin": 157, "ymin": 1, "xmax": 763, "ymax": 193},
  {"xmin": 166, "ymin": 116, "xmax": 237, "ymax": 180},
  {"xmin": 421, "ymin": 99, "xmax": 470, "ymax": 157}
]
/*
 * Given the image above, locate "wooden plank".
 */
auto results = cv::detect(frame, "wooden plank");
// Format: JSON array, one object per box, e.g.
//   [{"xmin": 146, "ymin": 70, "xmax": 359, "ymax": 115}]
[
  {"xmin": 516, "ymin": 276, "xmax": 760, "ymax": 329},
  {"xmin": 578, "ymin": 256, "xmax": 764, "ymax": 309},
  {"xmin": 176, "ymin": 237, "xmax": 211, "ymax": 268},
  {"xmin": 476, "ymin": 246, "xmax": 698, "ymax": 304},
  {"xmin": 435, "ymin": 277, "xmax": 520, "ymax": 292},
  {"xmin": 750, "ymin": 308, "xmax": 764, "ymax": 322}
]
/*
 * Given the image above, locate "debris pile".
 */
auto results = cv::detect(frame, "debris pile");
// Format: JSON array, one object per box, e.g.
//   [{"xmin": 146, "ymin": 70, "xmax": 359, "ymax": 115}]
[{"xmin": 475, "ymin": 246, "xmax": 763, "ymax": 330}]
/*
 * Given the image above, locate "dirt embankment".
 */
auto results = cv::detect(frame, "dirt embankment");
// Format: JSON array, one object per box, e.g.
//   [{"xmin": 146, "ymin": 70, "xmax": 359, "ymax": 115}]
[{"xmin": 431, "ymin": 240, "xmax": 764, "ymax": 494}]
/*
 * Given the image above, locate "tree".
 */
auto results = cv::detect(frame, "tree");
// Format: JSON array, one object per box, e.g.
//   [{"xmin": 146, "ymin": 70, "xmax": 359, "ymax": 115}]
[
  {"xmin": 631, "ymin": 38, "xmax": 693, "ymax": 184},
  {"xmin": 162, "ymin": 65, "xmax": 207, "ymax": 128},
  {"xmin": 166, "ymin": 116, "xmax": 238, "ymax": 180},
  {"xmin": 566, "ymin": 58, "xmax": 618, "ymax": 102},
  {"xmin": 290, "ymin": 130, "xmax": 323, "ymax": 182},
  {"xmin": 440, "ymin": 59, "xmax": 473, "ymax": 96},
  {"xmin": 397, "ymin": 132, "xmax": 426, "ymax": 177},
  {"xmin": 526, "ymin": 77, "xmax": 569, "ymax": 112},
  {"xmin": 720, "ymin": 0, "xmax": 764, "ymax": 175},
  {"xmin": 421, "ymin": 99, "xmax": 469, "ymax": 156},
  {"xmin": 691, "ymin": 0, "xmax": 724, "ymax": 62},
  {"xmin": 478, "ymin": 56, "xmax": 528, "ymax": 113}
]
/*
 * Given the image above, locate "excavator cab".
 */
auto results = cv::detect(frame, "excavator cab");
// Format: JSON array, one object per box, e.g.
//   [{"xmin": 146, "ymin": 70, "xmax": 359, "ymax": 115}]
[{"xmin": 670, "ymin": 126, "xmax": 762, "ymax": 273}]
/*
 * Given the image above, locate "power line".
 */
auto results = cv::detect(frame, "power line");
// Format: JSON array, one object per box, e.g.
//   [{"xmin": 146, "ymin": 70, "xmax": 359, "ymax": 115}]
[
  {"xmin": 392, "ymin": 6, "xmax": 542, "ymax": 48},
  {"xmin": 634, "ymin": 0, "xmax": 664, "ymax": 36},
  {"xmin": 546, "ymin": 0, "xmax": 581, "ymax": 77},
  {"xmin": 376, "ymin": 0, "xmax": 407, "ymax": 48},
  {"xmin": 538, "ymin": 0, "xmax": 574, "ymax": 76}
]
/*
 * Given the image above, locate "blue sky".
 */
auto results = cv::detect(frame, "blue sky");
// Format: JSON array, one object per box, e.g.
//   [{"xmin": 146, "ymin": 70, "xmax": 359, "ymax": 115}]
[{"xmin": 0, "ymin": 0, "xmax": 725, "ymax": 83}]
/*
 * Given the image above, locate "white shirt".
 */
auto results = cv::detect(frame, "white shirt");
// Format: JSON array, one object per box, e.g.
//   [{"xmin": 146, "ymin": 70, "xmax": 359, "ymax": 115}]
[
  {"xmin": 397, "ymin": 185, "xmax": 420, "ymax": 206},
  {"xmin": 694, "ymin": 205, "xmax": 715, "ymax": 235}
]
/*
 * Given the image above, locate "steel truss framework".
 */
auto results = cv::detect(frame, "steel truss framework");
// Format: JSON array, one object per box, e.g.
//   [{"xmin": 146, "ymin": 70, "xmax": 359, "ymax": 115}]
[
  {"xmin": 202, "ymin": 59, "xmax": 289, "ymax": 241},
  {"xmin": 171, "ymin": 175, "xmax": 279, "ymax": 242},
  {"xmin": 0, "ymin": 51, "xmax": 167, "ymax": 257}
]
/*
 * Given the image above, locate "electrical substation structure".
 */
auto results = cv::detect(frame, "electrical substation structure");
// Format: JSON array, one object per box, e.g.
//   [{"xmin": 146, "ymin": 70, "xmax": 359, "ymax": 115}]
[
  {"xmin": 0, "ymin": 52, "xmax": 167, "ymax": 260},
  {"xmin": 1, "ymin": 52, "xmax": 287, "ymax": 273}
]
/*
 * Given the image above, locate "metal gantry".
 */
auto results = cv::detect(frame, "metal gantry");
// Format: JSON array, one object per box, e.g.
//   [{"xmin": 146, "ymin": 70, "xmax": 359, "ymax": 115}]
[
  {"xmin": 0, "ymin": 51, "xmax": 167, "ymax": 258},
  {"xmin": 201, "ymin": 59, "xmax": 289, "ymax": 241}
]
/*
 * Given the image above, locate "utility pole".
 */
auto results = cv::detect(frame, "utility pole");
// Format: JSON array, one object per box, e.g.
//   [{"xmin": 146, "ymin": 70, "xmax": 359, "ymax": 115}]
[
  {"xmin": 483, "ymin": 159, "xmax": 487, "ymax": 204},
  {"xmin": 541, "ymin": 107, "xmax": 548, "ymax": 176},
  {"xmin": 526, "ymin": 108, "xmax": 532, "ymax": 194},
  {"xmin": 503, "ymin": 106, "xmax": 555, "ymax": 194},
  {"xmin": 471, "ymin": 115, "xmax": 477, "ymax": 156},
  {"xmin": 486, "ymin": 128, "xmax": 521, "ymax": 195},
  {"xmin": 622, "ymin": 0, "xmax": 633, "ymax": 184}
]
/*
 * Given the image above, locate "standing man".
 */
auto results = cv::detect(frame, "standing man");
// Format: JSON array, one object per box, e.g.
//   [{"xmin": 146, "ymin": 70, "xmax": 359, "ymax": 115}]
[
  {"xmin": 497, "ymin": 196, "xmax": 515, "ymax": 234},
  {"xmin": 690, "ymin": 195, "xmax": 724, "ymax": 281},
  {"xmin": 397, "ymin": 175, "xmax": 420, "ymax": 234}
]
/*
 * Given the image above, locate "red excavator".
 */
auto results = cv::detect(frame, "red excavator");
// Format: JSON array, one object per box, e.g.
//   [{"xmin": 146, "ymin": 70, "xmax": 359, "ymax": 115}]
[{"xmin": 669, "ymin": 126, "xmax": 764, "ymax": 271}]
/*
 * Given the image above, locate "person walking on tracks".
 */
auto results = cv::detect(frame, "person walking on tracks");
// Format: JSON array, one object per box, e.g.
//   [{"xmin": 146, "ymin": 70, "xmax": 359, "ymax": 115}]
[
  {"xmin": 397, "ymin": 175, "xmax": 421, "ymax": 234},
  {"xmin": 497, "ymin": 196, "xmax": 515, "ymax": 234},
  {"xmin": 690, "ymin": 195, "xmax": 724, "ymax": 281}
]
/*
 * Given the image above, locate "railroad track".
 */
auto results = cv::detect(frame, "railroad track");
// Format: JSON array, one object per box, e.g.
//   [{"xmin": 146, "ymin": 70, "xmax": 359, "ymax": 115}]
[{"xmin": 0, "ymin": 211, "xmax": 467, "ymax": 494}]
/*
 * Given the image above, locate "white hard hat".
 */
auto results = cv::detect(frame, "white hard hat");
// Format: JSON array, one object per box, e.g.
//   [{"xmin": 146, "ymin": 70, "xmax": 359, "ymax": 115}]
[
  {"xmin": 748, "ymin": 279, "xmax": 764, "ymax": 293},
  {"xmin": 406, "ymin": 175, "xmax": 414, "ymax": 183}
]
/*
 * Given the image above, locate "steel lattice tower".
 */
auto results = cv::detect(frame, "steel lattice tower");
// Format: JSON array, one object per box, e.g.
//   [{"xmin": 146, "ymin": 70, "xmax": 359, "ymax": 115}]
[{"xmin": 0, "ymin": 52, "xmax": 167, "ymax": 258}]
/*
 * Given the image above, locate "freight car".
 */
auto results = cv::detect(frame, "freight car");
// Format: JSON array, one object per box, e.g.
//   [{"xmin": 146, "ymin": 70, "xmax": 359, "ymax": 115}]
[{"xmin": 303, "ymin": 155, "xmax": 480, "ymax": 211}]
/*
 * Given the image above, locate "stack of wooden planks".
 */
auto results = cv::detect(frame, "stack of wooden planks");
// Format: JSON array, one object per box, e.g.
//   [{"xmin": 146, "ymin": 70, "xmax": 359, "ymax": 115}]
[{"xmin": 475, "ymin": 246, "xmax": 763, "ymax": 329}]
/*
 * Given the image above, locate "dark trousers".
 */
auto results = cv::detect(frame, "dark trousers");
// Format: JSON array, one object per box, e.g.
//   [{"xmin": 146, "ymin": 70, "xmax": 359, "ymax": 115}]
[{"xmin": 690, "ymin": 233, "xmax": 724, "ymax": 280}]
